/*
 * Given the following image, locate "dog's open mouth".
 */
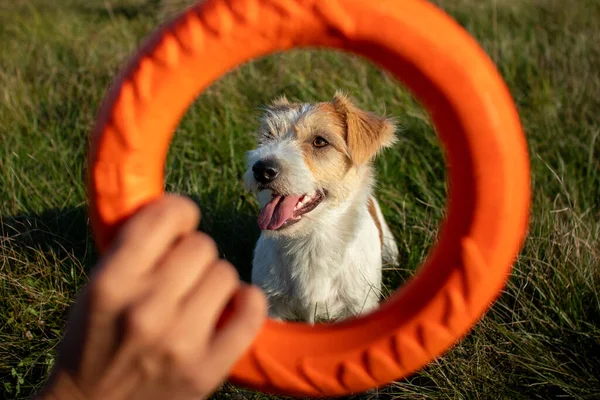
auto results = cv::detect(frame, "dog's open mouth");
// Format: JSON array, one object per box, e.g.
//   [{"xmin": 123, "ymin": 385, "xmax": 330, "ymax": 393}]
[{"xmin": 258, "ymin": 191, "xmax": 324, "ymax": 230}]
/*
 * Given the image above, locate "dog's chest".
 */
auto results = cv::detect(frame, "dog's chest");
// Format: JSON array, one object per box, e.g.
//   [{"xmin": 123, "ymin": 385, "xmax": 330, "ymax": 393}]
[
  {"xmin": 252, "ymin": 206, "xmax": 383, "ymax": 320},
  {"xmin": 277, "ymin": 234, "xmax": 347, "ymax": 303}
]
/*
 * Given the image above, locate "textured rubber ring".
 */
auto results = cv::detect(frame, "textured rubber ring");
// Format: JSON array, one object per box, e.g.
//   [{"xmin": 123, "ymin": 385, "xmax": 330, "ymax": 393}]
[{"xmin": 87, "ymin": 0, "xmax": 531, "ymax": 397}]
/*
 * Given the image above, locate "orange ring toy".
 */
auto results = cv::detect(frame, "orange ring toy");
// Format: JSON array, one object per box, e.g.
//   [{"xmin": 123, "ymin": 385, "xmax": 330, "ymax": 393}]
[{"xmin": 88, "ymin": 0, "xmax": 530, "ymax": 397}]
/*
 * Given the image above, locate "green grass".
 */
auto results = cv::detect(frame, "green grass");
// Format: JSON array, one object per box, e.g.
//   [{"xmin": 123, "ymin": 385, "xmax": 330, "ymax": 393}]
[{"xmin": 1, "ymin": 0, "xmax": 599, "ymax": 398}]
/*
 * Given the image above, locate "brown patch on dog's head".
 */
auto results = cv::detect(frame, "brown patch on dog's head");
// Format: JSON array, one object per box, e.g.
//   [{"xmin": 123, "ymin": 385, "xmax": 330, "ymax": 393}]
[
  {"xmin": 331, "ymin": 91, "xmax": 397, "ymax": 165},
  {"xmin": 292, "ymin": 103, "xmax": 350, "ymax": 186}
]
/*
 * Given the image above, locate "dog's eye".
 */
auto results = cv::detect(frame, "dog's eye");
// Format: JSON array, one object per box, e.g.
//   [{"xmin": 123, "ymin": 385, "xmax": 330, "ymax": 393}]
[{"xmin": 312, "ymin": 136, "xmax": 329, "ymax": 148}]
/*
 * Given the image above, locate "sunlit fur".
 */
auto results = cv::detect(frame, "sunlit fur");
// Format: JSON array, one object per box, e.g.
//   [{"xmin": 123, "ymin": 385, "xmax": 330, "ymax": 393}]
[{"xmin": 244, "ymin": 91, "xmax": 400, "ymax": 323}]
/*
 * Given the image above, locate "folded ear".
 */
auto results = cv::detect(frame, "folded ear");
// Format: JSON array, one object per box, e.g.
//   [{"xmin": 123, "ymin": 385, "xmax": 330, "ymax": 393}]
[{"xmin": 331, "ymin": 91, "xmax": 397, "ymax": 165}]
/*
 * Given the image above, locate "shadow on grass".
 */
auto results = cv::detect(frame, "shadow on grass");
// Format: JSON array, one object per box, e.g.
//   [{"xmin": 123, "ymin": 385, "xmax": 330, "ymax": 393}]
[
  {"xmin": 1, "ymin": 198, "xmax": 257, "ymax": 282},
  {"xmin": 189, "ymin": 194, "xmax": 259, "ymax": 283},
  {"xmin": 1, "ymin": 207, "xmax": 94, "ymax": 399},
  {"xmin": 1, "ymin": 207, "xmax": 97, "ymax": 273}
]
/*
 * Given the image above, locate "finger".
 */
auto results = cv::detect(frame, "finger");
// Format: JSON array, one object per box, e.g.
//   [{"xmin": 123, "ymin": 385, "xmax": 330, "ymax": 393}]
[
  {"xmin": 89, "ymin": 195, "xmax": 201, "ymax": 312},
  {"xmin": 123, "ymin": 232, "xmax": 220, "ymax": 338},
  {"xmin": 164, "ymin": 261, "xmax": 242, "ymax": 351},
  {"xmin": 102, "ymin": 194, "xmax": 201, "ymax": 277},
  {"xmin": 150, "ymin": 230, "xmax": 219, "ymax": 285},
  {"xmin": 204, "ymin": 284, "xmax": 266, "ymax": 372}
]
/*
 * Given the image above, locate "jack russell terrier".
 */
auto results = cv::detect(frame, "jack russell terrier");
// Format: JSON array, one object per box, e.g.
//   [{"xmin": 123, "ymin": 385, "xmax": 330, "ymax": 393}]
[{"xmin": 243, "ymin": 91, "xmax": 399, "ymax": 323}]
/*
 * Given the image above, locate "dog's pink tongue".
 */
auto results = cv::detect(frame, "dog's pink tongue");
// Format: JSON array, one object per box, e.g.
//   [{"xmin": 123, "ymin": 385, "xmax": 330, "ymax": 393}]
[{"xmin": 258, "ymin": 195, "xmax": 301, "ymax": 230}]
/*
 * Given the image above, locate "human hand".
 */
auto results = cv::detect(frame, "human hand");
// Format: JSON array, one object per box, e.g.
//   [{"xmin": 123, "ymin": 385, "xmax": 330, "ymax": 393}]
[{"xmin": 37, "ymin": 195, "xmax": 267, "ymax": 400}]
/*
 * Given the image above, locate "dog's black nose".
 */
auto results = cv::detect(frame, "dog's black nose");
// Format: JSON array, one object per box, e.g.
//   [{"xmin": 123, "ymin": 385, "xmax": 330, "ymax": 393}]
[{"xmin": 253, "ymin": 159, "xmax": 280, "ymax": 184}]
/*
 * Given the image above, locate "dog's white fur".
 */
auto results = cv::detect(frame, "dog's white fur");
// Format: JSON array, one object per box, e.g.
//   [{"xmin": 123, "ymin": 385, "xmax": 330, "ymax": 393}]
[{"xmin": 244, "ymin": 92, "xmax": 399, "ymax": 323}]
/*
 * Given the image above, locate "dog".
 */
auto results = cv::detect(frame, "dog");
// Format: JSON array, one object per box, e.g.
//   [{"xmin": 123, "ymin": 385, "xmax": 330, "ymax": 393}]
[{"xmin": 243, "ymin": 91, "xmax": 399, "ymax": 323}]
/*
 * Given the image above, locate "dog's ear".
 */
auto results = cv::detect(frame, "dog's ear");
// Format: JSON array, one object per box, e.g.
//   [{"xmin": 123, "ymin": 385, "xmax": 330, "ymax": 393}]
[{"xmin": 332, "ymin": 91, "xmax": 397, "ymax": 165}]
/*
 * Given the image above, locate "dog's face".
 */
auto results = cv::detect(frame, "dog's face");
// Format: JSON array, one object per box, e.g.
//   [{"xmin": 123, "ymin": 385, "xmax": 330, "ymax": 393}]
[{"xmin": 243, "ymin": 92, "xmax": 396, "ymax": 235}]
